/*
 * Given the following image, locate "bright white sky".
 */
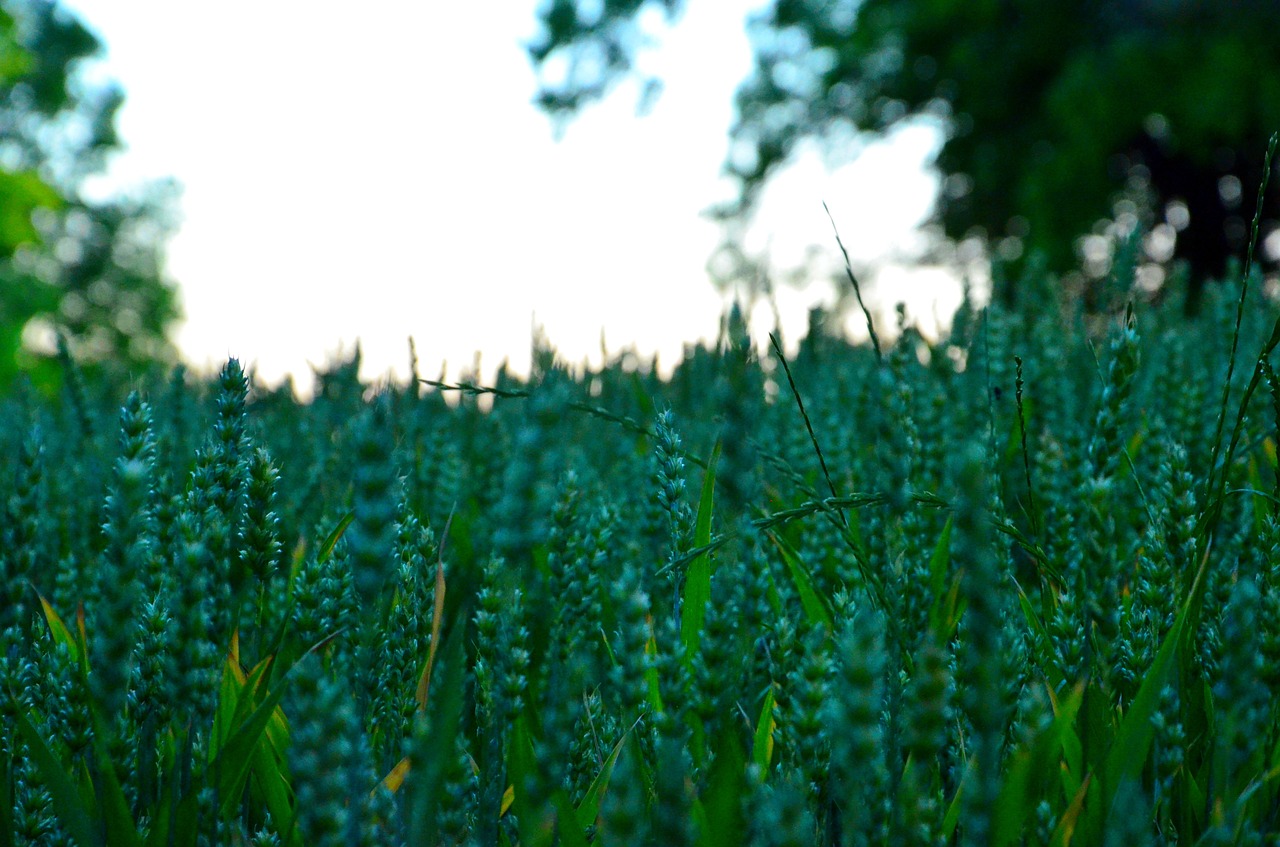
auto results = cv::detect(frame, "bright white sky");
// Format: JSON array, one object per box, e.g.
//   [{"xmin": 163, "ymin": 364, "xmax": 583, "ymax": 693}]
[{"xmin": 60, "ymin": 1, "xmax": 958, "ymax": 394}]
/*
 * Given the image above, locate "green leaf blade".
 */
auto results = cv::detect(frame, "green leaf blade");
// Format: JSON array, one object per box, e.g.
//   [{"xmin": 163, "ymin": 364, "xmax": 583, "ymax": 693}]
[{"xmin": 680, "ymin": 439, "xmax": 721, "ymax": 659}]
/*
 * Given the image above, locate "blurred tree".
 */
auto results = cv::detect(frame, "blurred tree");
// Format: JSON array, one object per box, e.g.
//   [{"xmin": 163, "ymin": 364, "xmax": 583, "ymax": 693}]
[
  {"xmin": 528, "ymin": 0, "xmax": 1280, "ymax": 309},
  {"xmin": 0, "ymin": 0, "xmax": 178, "ymax": 392}
]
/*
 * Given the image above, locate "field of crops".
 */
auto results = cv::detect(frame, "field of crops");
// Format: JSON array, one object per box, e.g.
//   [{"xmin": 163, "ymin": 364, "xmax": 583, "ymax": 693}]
[{"xmin": 4, "ymin": 248, "xmax": 1280, "ymax": 844}]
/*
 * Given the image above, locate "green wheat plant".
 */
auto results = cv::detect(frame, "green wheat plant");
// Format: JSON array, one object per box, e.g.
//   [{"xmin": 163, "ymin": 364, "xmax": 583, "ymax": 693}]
[{"xmin": 3, "ymin": 142, "xmax": 1280, "ymax": 844}]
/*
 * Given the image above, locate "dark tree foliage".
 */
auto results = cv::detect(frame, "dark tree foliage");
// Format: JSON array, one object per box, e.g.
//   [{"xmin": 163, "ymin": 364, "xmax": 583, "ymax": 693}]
[
  {"xmin": 528, "ymin": 0, "xmax": 1280, "ymax": 306},
  {"xmin": 0, "ymin": 0, "xmax": 179, "ymax": 392}
]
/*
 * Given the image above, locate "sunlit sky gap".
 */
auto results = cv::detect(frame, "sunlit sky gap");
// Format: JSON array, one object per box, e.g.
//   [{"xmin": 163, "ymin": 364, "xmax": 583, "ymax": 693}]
[{"xmin": 60, "ymin": 1, "xmax": 958, "ymax": 395}]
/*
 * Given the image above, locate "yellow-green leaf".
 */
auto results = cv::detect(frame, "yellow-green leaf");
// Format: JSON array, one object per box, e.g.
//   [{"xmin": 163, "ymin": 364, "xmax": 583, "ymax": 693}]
[{"xmin": 752, "ymin": 686, "xmax": 776, "ymax": 773}]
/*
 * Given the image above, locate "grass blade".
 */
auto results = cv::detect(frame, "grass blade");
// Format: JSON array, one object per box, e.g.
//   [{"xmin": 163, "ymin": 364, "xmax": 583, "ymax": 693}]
[
  {"xmin": 680, "ymin": 438, "xmax": 721, "ymax": 658},
  {"xmin": 407, "ymin": 628, "xmax": 468, "ymax": 846},
  {"xmin": 576, "ymin": 718, "xmax": 637, "ymax": 824},
  {"xmin": 417, "ymin": 508, "xmax": 453, "ymax": 711},
  {"xmin": 90, "ymin": 713, "xmax": 142, "ymax": 847},
  {"xmin": 317, "ymin": 510, "xmax": 354, "ymax": 565},
  {"xmin": 993, "ymin": 682, "xmax": 1083, "ymax": 846},
  {"xmin": 765, "ymin": 530, "xmax": 833, "ymax": 629},
  {"xmin": 35, "ymin": 590, "xmax": 81, "ymax": 665},
  {"xmin": 0, "ymin": 748, "xmax": 13, "ymax": 847},
  {"xmin": 1100, "ymin": 544, "xmax": 1211, "ymax": 818},
  {"xmin": 697, "ymin": 731, "xmax": 748, "ymax": 847},
  {"xmin": 752, "ymin": 686, "xmax": 777, "ymax": 773},
  {"xmin": 15, "ymin": 709, "xmax": 97, "ymax": 847}
]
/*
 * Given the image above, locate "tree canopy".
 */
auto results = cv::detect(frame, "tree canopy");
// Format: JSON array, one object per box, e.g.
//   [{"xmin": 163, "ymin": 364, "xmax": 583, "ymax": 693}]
[
  {"xmin": 528, "ymin": 0, "xmax": 1280, "ymax": 307},
  {"xmin": 0, "ymin": 0, "xmax": 178, "ymax": 392}
]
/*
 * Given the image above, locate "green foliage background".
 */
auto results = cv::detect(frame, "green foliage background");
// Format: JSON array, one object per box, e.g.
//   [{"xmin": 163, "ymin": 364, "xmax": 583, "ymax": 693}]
[
  {"xmin": 530, "ymin": 0, "xmax": 1280, "ymax": 297},
  {"xmin": 0, "ymin": 0, "xmax": 178, "ymax": 394}
]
